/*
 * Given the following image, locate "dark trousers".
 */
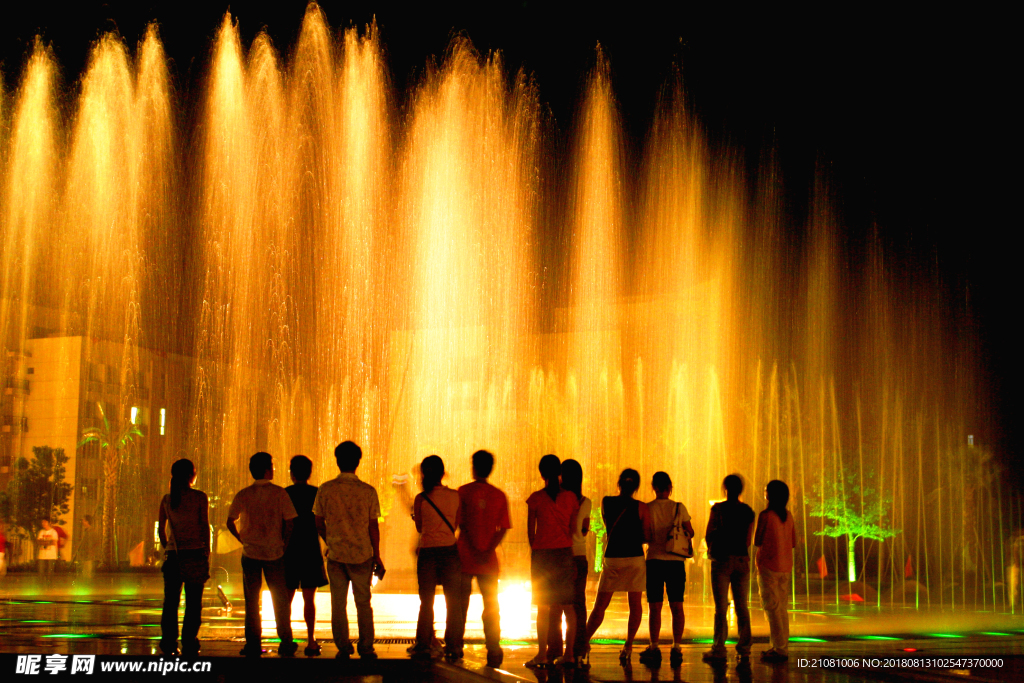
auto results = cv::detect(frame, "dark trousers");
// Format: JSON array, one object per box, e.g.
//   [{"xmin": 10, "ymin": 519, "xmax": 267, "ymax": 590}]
[
  {"xmin": 241, "ymin": 555, "xmax": 293, "ymax": 648},
  {"xmin": 710, "ymin": 556, "xmax": 752, "ymax": 655},
  {"xmin": 456, "ymin": 572, "xmax": 501, "ymax": 655},
  {"xmin": 416, "ymin": 545, "xmax": 461, "ymax": 653},
  {"xmin": 547, "ymin": 556, "xmax": 588, "ymax": 656},
  {"xmin": 161, "ymin": 553, "xmax": 204, "ymax": 651}
]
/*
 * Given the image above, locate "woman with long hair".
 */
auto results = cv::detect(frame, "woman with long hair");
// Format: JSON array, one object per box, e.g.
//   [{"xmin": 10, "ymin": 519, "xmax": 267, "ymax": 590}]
[
  {"xmin": 585, "ymin": 468, "xmax": 652, "ymax": 665},
  {"xmin": 755, "ymin": 480, "xmax": 796, "ymax": 663},
  {"xmin": 549, "ymin": 458, "xmax": 590, "ymax": 667},
  {"xmin": 158, "ymin": 458, "xmax": 210, "ymax": 657},
  {"xmin": 525, "ymin": 454, "xmax": 579, "ymax": 669},
  {"xmin": 411, "ymin": 455, "xmax": 462, "ymax": 662},
  {"xmin": 284, "ymin": 455, "xmax": 328, "ymax": 656}
]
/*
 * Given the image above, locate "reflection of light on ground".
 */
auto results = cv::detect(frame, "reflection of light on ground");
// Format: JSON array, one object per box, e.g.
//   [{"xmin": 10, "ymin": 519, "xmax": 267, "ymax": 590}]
[{"xmin": 258, "ymin": 581, "xmax": 537, "ymax": 639}]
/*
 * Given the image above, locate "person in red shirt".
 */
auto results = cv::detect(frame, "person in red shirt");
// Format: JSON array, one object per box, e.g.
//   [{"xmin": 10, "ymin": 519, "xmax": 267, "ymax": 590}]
[
  {"xmin": 525, "ymin": 454, "xmax": 579, "ymax": 668},
  {"xmin": 454, "ymin": 450, "xmax": 511, "ymax": 668},
  {"xmin": 754, "ymin": 480, "xmax": 796, "ymax": 663}
]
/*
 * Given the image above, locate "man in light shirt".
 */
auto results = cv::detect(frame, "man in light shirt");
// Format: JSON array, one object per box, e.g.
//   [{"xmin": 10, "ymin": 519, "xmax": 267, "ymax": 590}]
[
  {"xmin": 314, "ymin": 441, "xmax": 383, "ymax": 660},
  {"xmin": 36, "ymin": 519, "xmax": 59, "ymax": 576},
  {"xmin": 227, "ymin": 452, "xmax": 298, "ymax": 657}
]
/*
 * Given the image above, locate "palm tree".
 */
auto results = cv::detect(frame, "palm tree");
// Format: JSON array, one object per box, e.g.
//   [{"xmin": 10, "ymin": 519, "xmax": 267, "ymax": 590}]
[{"xmin": 79, "ymin": 401, "xmax": 142, "ymax": 568}]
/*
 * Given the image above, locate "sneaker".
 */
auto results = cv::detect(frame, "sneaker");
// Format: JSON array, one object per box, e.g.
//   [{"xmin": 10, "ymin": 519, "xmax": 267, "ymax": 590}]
[
  {"xmin": 639, "ymin": 646, "xmax": 662, "ymax": 665},
  {"xmin": 335, "ymin": 651, "xmax": 351, "ymax": 660},
  {"xmin": 239, "ymin": 645, "xmax": 263, "ymax": 657},
  {"xmin": 669, "ymin": 647, "xmax": 683, "ymax": 667},
  {"xmin": 486, "ymin": 650, "xmax": 503, "ymax": 668},
  {"xmin": 359, "ymin": 651, "xmax": 378, "ymax": 661},
  {"xmin": 444, "ymin": 651, "xmax": 463, "ymax": 664},
  {"xmin": 761, "ymin": 649, "xmax": 789, "ymax": 663},
  {"xmin": 278, "ymin": 641, "xmax": 298, "ymax": 657},
  {"xmin": 702, "ymin": 649, "xmax": 727, "ymax": 662}
]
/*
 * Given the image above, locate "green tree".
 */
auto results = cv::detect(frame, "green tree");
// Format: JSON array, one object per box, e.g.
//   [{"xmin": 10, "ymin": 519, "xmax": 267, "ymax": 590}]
[
  {"xmin": 809, "ymin": 465, "xmax": 900, "ymax": 582},
  {"xmin": 0, "ymin": 446, "xmax": 72, "ymax": 545},
  {"xmin": 79, "ymin": 401, "xmax": 142, "ymax": 568}
]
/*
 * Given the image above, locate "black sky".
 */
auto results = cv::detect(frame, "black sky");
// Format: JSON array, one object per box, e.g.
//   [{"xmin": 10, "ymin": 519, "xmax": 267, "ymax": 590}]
[{"xmin": 1, "ymin": 2, "xmax": 1017, "ymax": 472}]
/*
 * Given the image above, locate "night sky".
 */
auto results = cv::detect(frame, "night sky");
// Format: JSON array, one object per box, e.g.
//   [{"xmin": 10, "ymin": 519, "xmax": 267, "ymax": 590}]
[{"xmin": 1, "ymin": 2, "xmax": 1017, "ymax": 478}]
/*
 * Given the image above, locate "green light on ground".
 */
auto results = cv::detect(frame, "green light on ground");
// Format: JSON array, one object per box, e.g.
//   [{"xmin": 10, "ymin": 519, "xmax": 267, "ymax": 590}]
[
  {"xmin": 692, "ymin": 639, "xmax": 735, "ymax": 645},
  {"xmin": 854, "ymin": 636, "xmax": 901, "ymax": 641},
  {"xmin": 790, "ymin": 637, "xmax": 828, "ymax": 643},
  {"xmin": 20, "ymin": 620, "xmax": 55, "ymax": 624},
  {"xmin": 592, "ymin": 639, "xmax": 626, "ymax": 645},
  {"xmin": 928, "ymin": 633, "xmax": 963, "ymax": 638},
  {"xmin": 978, "ymin": 632, "xmax": 1013, "ymax": 636},
  {"xmin": 42, "ymin": 634, "xmax": 95, "ymax": 639},
  {"xmin": 499, "ymin": 640, "xmax": 530, "ymax": 646},
  {"xmin": 32, "ymin": 601, "xmax": 54, "ymax": 604}
]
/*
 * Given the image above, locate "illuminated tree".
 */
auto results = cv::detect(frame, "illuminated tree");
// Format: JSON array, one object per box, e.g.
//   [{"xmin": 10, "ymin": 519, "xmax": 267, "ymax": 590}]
[
  {"xmin": 79, "ymin": 401, "xmax": 142, "ymax": 568},
  {"xmin": 809, "ymin": 465, "xmax": 900, "ymax": 582}
]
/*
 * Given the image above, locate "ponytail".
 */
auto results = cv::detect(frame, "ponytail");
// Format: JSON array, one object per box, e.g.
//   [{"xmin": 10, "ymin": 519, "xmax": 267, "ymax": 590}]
[{"xmin": 169, "ymin": 459, "xmax": 195, "ymax": 510}]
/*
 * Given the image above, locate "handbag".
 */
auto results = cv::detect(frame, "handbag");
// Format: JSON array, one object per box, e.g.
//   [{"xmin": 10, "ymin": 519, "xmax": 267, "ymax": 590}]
[
  {"xmin": 162, "ymin": 497, "xmax": 210, "ymax": 583},
  {"xmin": 665, "ymin": 503, "xmax": 694, "ymax": 559}
]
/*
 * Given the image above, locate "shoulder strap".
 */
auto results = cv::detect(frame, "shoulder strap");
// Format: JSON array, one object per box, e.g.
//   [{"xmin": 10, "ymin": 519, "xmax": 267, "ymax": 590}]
[
  {"xmin": 423, "ymin": 493, "xmax": 456, "ymax": 534},
  {"xmin": 162, "ymin": 496, "xmax": 178, "ymax": 553},
  {"xmin": 605, "ymin": 499, "xmax": 628, "ymax": 540}
]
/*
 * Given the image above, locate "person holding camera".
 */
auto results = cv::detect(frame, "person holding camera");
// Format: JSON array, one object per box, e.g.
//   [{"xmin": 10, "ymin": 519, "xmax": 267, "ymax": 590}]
[{"xmin": 313, "ymin": 441, "xmax": 384, "ymax": 660}]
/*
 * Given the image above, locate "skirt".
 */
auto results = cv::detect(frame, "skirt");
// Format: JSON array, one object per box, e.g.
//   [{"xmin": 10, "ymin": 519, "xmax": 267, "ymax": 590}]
[
  {"xmin": 598, "ymin": 555, "xmax": 646, "ymax": 593},
  {"xmin": 531, "ymin": 548, "xmax": 575, "ymax": 605}
]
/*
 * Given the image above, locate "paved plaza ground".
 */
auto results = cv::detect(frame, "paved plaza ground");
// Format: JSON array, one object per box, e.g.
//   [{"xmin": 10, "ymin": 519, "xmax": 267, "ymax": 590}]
[{"xmin": 2, "ymin": 574, "xmax": 1023, "ymax": 682}]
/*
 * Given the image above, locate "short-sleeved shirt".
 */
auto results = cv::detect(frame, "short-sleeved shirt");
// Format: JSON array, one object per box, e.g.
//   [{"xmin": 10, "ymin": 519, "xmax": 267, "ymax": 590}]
[
  {"xmin": 416, "ymin": 486, "xmax": 460, "ymax": 548},
  {"xmin": 457, "ymin": 480, "xmax": 512, "ymax": 574},
  {"xmin": 313, "ymin": 473, "xmax": 381, "ymax": 564},
  {"xmin": 162, "ymin": 488, "xmax": 210, "ymax": 551},
  {"xmin": 706, "ymin": 499, "xmax": 755, "ymax": 560},
  {"xmin": 227, "ymin": 479, "xmax": 298, "ymax": 560},
  {"xmin": 647, "ymin": 498, "xmax": 691, "ymax": 562},
  {"xmin": 526, "ymin": 488, "xmax": 578, "ymax": 550},
  {"xmin": 37, "ymin": 528, "xmax": 59, "ymax": 560},
  {"xmin": 571, "ymin": 496, "xmax": 592, "ymax": 557},
  {"xmin": 756, "ymin": 509, "xmax": 797, "ymax": 573}
]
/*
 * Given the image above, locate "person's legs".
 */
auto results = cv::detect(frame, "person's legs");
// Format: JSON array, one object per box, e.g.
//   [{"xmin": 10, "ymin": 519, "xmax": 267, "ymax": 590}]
[
  {"xmin": 454, "ymin": 573, "xmax": 473, "ymax": 654},
  {"xmin": 731, "ymin": 557, "xmax": 752, "ymax": 655},
  {"xmin": 327, "ymin": 560, "xmax": 353, "ymax": 655},
  {"xmin": 709, "ymin": 559, "xmax": 731, "ymax": 655},
  {"xmin": 241, "ymin": 556, "xmax": 265, "ymax": 652},
  {"xmin": 535, "ymin": 604, "xmax": 551, "ymax": 660},
  {"xmin": 570, "ymin": 557, "xmax": 588, "ymax": 658},
  {"xmin": 759, "ymin": 568, "xmax": 789, "ymax": 655},
  {"xmin": 416, "ymin": 549, "xmax": 440, "ymax": 649},
  {"xmin": 648, "ymin": 601, "xmax": 663, "ymax": 647},
  {"xmin": 182, "ymin": 581, "xmax": 204, "ymax": 652},
  {"xmin": 347, "ymin": 559, "xmax": 375, "ymax": 656},
  {"xmin": 585, "ymin": 591, "xmax": 614, "ymax": 640},
  {"xmin": 160, "ymin": 555, "xmax": 183, "ymax": 653},
  {"xmin": 477, "ymin": 573, "xmax": 502, "ymax": 657},
  {"xmin": 668, "ymin": 603, "xmax": 685, "ymax": 645},
  {"xmin": 546, "ymin": 606, "xmax": 564, "ymax": 658},
  {"xmin": 264, "ymin": 557, "xmax": 294, "ymax": 647},
  {"xmin": 440, "ymin": 548, "xmax": 463, "ymax": 658},
  {"xmin": 625, "ymin": 592, "xmax": 643, "ymax": 650},
  {"xmin": 301, "ymin": 588, "xmax": 318, "ymax": 644}
]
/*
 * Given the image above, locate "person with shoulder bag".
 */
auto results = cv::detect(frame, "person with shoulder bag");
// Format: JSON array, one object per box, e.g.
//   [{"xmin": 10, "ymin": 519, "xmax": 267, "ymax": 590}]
[{"xmin": 158, "ymin": 459, "xmax": 210, "ymax": 657}]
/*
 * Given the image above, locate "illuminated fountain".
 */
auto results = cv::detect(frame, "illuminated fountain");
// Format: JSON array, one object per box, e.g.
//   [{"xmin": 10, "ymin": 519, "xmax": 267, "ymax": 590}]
[{"xmin": 0, "ymin": 4, "xmax": 1016, "ymax": 631}]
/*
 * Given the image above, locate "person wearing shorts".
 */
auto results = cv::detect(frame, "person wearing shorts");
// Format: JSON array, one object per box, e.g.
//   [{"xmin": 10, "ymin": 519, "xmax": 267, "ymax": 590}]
[
  {"xmin": 285, "ymin": 455, "xmax": 329, "ymax": 656},
  {"xmin": 585, "ymin": 468, "xmax": 652, "ymax": 664},
  {"xmin": 641, "ymin": 471, "xmax": 694, "ymax": 667},
  {"xmin": 525, "ymin": 454, "xmax": 579, "ymax": 668}
]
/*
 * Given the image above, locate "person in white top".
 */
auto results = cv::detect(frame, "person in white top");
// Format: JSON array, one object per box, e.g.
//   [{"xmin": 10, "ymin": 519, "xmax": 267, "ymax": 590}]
[
  {"xmin": 640, "ymin": 472, "xmax": 694, "ymax": 667},
  {"xmin": 36, "ymin": 519, "xmax": 59, "ymax": 575}
]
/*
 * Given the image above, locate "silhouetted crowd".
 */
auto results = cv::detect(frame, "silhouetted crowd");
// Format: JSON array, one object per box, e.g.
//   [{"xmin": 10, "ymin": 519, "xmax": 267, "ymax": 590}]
[{"xmin": 157, "ymin": 443, "xmax": 795, "ymax": 668}]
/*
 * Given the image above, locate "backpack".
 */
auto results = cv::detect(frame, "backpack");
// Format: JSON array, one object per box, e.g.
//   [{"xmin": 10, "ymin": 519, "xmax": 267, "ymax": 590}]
[{"xmin": 664, "ymin": 503, "xmax": 693, "ymax": 558}]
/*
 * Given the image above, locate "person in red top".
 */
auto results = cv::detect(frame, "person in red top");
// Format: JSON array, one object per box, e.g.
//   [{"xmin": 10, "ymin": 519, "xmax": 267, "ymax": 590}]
[
  {"xmin": 525, "ymin": 454, "xmax": 579, "ymax": 668},
  {"xmin": 754, "ymin": 480, "xmax": 797, "ymax": 663},
  {"xmin": 454, "ymin": 450, "xmax": 510, "ymax": 668}
]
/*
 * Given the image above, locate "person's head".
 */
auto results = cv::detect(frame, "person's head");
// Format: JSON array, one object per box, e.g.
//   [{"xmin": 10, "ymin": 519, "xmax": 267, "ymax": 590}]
[
  {"xmin": 249, "ymin": 452, "xmax": 273, "ymax": 480},
  {"xmin": 618, "ymin": 468, "xmax": 641, "ymax": 497},
  {"xmin": 765, "ymin": 480, "xmax": 790, "ymax": 509},
  {"xmin": 335, "ymin": 441, "xmax": 362, "ymax": 473},
  {"xmin": 40, "ymin": 519, "xmax": 52, "ymax": 530},
  {"xmin": 290, "ymin": 455, "xmax": 313, "ymax": 483},
  {"xmin": 561, "ymin": 459, "xmax": 583, "ymax": 499},
  {"xmin": 170, "ymin": 458, "xmax": 196, "ymax": 509},
  {"xmin": 723, "ymin": 474, "xmax": 743, "ymax": 500},
  {"xmin": 420, "ymin": 455, "xmax": 445, "ymax": 491},
  {"xmin": 538, "ymin": 454, "xmax": 561, "ymax": 484},
  {"xmin": 472, "ymin": 450, "xmax": 494, "ymax": 480},
  {"xmin": 652, "ymin": 471, "xmax": 672, "ymax": 496}
]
